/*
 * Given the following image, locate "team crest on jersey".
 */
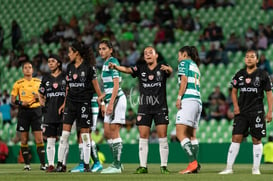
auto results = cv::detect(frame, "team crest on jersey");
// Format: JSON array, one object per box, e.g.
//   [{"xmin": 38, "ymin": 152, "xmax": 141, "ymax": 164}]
[
  {"xmin": 245, "ymin": 78, "xmax": 251, "ymax": 84},
  {"xmin": 253, "ymin": 77, "xmax": 260, "ymax": 87},
  {"xmin": 73, "ymin": 74, "xmax": 78, "ymax": 80},
  {"xmin": 137, "ymin": 115, "xmax": 142, "ymax": 121},
  {"xmin": 53, "ymin": 82, "xmax": 58, "ymax": 89},
  {"xmin": 233, "ymin": 79, "xmax": 237, "ymax": 85},
  {"xmin": 156, "ymin": 71, "xmax": 162, "ymax": 81},
  {"xmin": 133, "ymin": 66, "xmax": 138, "ymax": 71},
  {"xmin": 80, "ymin": 71, "xmax": 86, "ymax": 82},
  {"xmin": 40, "ymin": 87, "xmax": 45, "ymax": 93},
  {"xmin": 148, "ymin": 75, "xmax": 154, "ymax": 80}
]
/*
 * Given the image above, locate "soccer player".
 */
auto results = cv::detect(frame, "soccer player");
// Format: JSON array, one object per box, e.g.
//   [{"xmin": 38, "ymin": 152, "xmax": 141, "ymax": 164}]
[
  {"xmin": 175, "ymin": 46, "xmax": 202, "ymax": 174},
  {"xmin": 38, "ymin": 55, "xmax": 66, "ymax": 172},
  {"xmin": 109, "ymin": 46, "xmax": 172, "ymax": 174},
  {"xmin": 69, "ymin": 49, "xmax": 105, "ymax": 173},
  {"xmin": 56, "ymin": 41, "xmax": 104, "ymax": 172},
  {"xmin": 11, "ymin": 60, "xmax": 46, "ymax": 171},
  {"xmin": 98, "ymin": 40, "xmax": 127, "ymax": 174},
  {"xmin": 219, "ymin": 49, "xmax": 273, "ymax": 175}
]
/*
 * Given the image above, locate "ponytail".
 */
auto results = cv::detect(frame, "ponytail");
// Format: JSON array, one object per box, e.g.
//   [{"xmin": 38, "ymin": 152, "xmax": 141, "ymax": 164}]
[
  {"xmin": 70, "ymin": 41, "xmax": 95, "ymax": 66},
  {"xmin": 179, "ymin": 46, "xmax": 200, "ymax": 66}
]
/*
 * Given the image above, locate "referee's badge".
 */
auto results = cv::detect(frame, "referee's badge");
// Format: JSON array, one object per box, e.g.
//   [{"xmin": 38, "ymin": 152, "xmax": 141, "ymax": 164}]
[{"xmin": 245, "ymin": 78, "xmax": 251, "ymax": 84}]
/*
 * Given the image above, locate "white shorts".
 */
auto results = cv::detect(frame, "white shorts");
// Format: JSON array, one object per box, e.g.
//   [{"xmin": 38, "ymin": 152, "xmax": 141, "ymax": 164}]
[
  {"xmin": 176, "ymin": 99, "xmax": 202, "ymax": 128},
  {"xmin": 104, "ymin": 95, "xmax": 126, "ymax": 124}
]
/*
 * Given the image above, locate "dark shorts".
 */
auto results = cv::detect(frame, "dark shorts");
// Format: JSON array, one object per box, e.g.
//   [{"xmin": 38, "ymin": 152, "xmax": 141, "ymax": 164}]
[
  {"xmin": 43, "ymin": 123, "xmax": 62, "ymax": 137},
  {"xmin": 232, "ymin": 112, "xmax": 266, "ymax": 139},
  {"xmin": 63, "ymin": 100, "xmax": 92, "ymax": 128},
  {"xmin": 136, "ymin": 112, "xmax": 169, "ymax": 127},
  {"xmin": 17, "ymin": 107, "xmax": 42, "ymax": 132}
]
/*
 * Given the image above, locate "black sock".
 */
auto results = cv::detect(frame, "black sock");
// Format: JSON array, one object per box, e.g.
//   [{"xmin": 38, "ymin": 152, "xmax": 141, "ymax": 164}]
[
  {"xmin": 21, "ymin": 145, "xmax": 30, "ymax": 165},
  {"xmin": 36, "ymin": 144, "xmax": 45, "ymax": 165}
]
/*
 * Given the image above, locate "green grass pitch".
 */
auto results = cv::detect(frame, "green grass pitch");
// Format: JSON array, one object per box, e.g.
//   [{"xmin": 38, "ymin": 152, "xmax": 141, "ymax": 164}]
[{"xmin": 0, "ymin": 163, "xmax": 272, "ymax": 181}]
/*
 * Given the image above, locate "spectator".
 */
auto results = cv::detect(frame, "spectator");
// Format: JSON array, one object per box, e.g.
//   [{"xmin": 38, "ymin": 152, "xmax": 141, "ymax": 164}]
[
  {"xmin": 11, "ymin": 20, "xmax": 22, "ymax": 50},
  {"xmin": 95, "ymin": 5, "xmax": 111, "ymax": 25},
  {"xmin": 7, "ymin": 50, "xmax": 18, "ymax": 68},
  {"xmin": 199, "ymin": 45, "xmax": 207, "ymax": 65},
  {"xmin": 0, "ymin": 139, "xmax": 8, "ymax": 163},
  {"xmin": 17, "ymin": 48, "xmax": 29, "ymax": 67},
  {"xmin": 1, "ymin": 90, "xmax": 11, "ymax": 105},
  {"xmin": 225, "ymin": 33, "xmax": 241, "ymax": 52},
  {"xmin": 205, "ymin": 43, "xmax": 219, "ymax": 65},
  {"xmin": 264, "ymin": 25, "xmax": 273, "ymax": 45},
  {"xmin": 33, "ymin": 48, "xmax": 47, "ymax": 68},
  {"xmin": 208, "ymin": 85, "xmax": 226, "ymax": 102},
  {"xmin": 161, "ymin": 3, "xmax": 174, "ymax": 23},
  {"xmin": 119, "ymin": 6, "xmax": 130, "ymax": 24},
  {"xmin": 262, "ymin": 0, "xmax": 273, "ymax": 10},
  {"xmin": 0, "ymin": 99, "xmax": 12, "ymax": 125},
  {"xmin": 258, "ymin": 54, "xmax": 273, "ymax": 79},
  {"xmin": 129, "ymin": 5, "xmax": 141, "ymax": 23},
  {"xmin": 69, "ymin": 15, "xmax": 80, "ymax": 35},
  {"xmin": 154, "ymin": 26, "xmax": 166, "ymax": 44},
  {"xmin": 183, "ymin": 13, "xmax": 194, "ymax": 31},
  {"xmin": 263, "ymin": 136, "xmax": 273, "ymax": 163},
  {"xmin": 125, "ymin": 108, "xmax": 136, "ymax": 131},
  {"xmin": 256, "ymin": 32, "xmax": 268, "ymax": 50},
  {"xmin": 140, "ymin": 14, "xmax": 153, "ymax": 28},
  {"xmin": 42, "ymin": 27, "xmax": 54, "ymax": 44},
  {"xmin": 193, "ymin": 16, "xmax": 202, "ymax": 31}
]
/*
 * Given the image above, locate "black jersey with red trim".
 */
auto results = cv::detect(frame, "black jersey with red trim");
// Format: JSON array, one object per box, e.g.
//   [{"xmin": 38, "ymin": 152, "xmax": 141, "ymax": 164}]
[
  {"xmin": 231, "ymin": 68, "xmax": 272, "ymax": 114},
  {"xmin": 39, "ymin": 72, "xmax": 66, "ymax": 123},
  {"xmin": 131, "ymin": 63, "xmax": 170, "ymax": 114},
  {"xmin": 66, "ymin": 61, "xmax": 97, "ymax": 102}
]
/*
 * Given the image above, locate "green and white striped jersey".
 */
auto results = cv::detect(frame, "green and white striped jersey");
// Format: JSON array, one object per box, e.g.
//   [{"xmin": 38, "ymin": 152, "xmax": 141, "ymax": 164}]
[
  {"xmin": 101, "ymin": 57, "xmax": 124, "ymax": 103},
  {"xmin": 178, "ymin": 59, "xmax": 201, "ymax": 104}
]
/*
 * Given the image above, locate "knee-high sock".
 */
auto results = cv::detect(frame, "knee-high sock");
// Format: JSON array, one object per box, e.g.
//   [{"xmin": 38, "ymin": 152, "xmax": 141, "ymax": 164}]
[
  {"xmin": 91, "ymin": 140, "xmax": 99, "ymax": 163},
  {"xmin": 226, "ymin": 142, "xmax": 240, "ymax": 169},
  {"xmin": 191, "ymin": 139, "xmax": 199, "ymax": 161},
  {"xmin": 81, "ymin": 133, "xmax": 91, "ymax": 165},
  {"xmin": 159, "ymin": 137, "xmax": 169, "ymax": 167},
  {"xmin": 37, "ymin": 143, "xmax": 45, "ymax": 165},
  {"xmin": 21, "ymin": 144, "xmax": 30, "ymax": 165},
  {"xmin": 112, "ymin": 138, "xmax": 123, "ymax": 168},
  {"xmin": 139, "ymin": 138, "xmax": 148, "ymax": 167},
  {"xmin": 253, "ymin": 143, "xmax": 263, "ymax": 169},
  {"xmin": 181, "ymin": 138, "xmax": 195, "ymax": 162},
  {"xmin": 47, "ymin": 138, "xmax": 56, "ymax": 166},
  {"xmin": 58, "ymin": 131, "xmax": 70, "ymax": 163},
  {"xmin": 79, "ymin": 143, "xmax": 84, "ymax": 163},
  {"xmin": 62, "ymin": 143, "xmax": 69, "ymax": 166}
]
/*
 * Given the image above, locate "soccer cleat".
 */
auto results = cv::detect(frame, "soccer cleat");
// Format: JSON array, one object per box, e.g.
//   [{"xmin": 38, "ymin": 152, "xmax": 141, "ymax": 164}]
[
  {"xmin": 219, "ymin": 168, "xmax": 233, "ymax": 174},
  {"xmin": 23, "ymin": 165, "xmax": 31, "ymax": 171},
  {"xmin": 192, "ymin": 163, "xmax": 201, "ymax": 173},
  {"xmin": 179, "ymin": 160, "xmax": 198, "ymax": 174},
  {"xmin": 101, "ymin": 166, "xmax": 122, "ymax": 174},
  {"xmin": 40, "ymin": 164, "xmax": 47, "ymax": 171},
  {"xmin": 69, "ymin": 163, "xmax": 84, "ymax": 173},
  {"xmin": 160, "ymin": 166, "xmax": 170, "ymax": 174},
  {"xmin": 252, "ymin": 168, "xmax": 261, "ymax": 175},
  {"xmin": 46, "ymin": 165, "xmax": 56, "ymax": 172},
  {"xmin": 91, "ymin": 161, "xmax": 103, "ymax": 172},
  {"xmin": 135, "ymin": 167, "xmax": 148, "ymax": 174},
  {"xmin": 56, "ymin": 165, "xmax": 67, "ymax": 172}
]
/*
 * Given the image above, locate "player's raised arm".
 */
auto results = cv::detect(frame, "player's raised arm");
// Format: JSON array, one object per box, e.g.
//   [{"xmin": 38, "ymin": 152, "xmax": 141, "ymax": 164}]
[{"xmin": 109, "ymin": 62, "xmax": 133, "ymax": 74}]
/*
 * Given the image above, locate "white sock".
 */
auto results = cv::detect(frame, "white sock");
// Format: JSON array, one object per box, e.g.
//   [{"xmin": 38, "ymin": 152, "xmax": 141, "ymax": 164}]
[
  {"xmin": 62, "ymin": 144, "xmax": 69, "ymax": 165},
  {"xmin": 46, "ymin": 138, "xmax": 56, "ymax": 166},
  {"xmin": 253, "ymin": 143, "xmax": 263, "ymax": 169},
  {"xmin": 81, "ymin": 133, "xmax": 91, "ymax": 165},
  {"xmin": 139, "ymin": 138, "xmax": 148, "ymax": 167},
  {"xmin": 159, "ymin": 137, "xmax": 169, "ymax": 167},
  {"xmin": 79, "ymin": 143, "xmax": 84, "ymax": 162},
  {"xmin": 58, "ymin": 131, "xmax": 70, "ymax": 163},
  {"xmin": 226, "ymin": 142, "xmax": 240, "ymax": 169}
]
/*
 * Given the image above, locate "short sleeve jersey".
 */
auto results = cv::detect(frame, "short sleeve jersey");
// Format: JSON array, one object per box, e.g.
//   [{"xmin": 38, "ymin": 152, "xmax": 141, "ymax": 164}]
[
  {"xmin": 11, "ymin": 77, "xmax": 41, "ymax": 108},
  {"xmin": 178, "ymin": 59, "xmax": 202, "ymax": 104},
  {"xmin": 101, "ymin": 57, "xmax": 124, "ymax": 103},
  {"xmin": 39, "ymin": 72, "xmax": 66, "ymax": 123},
  {"xmin": 66, "ymin": 61, "xmax": 97, "ymax": 102},
  {"xmin": 231, "ymin": 68, "xmax": 272, "ymax": 114},
  {"xmin": 131, "ymin": 63, "xmax": 170, "ymax": 114}
]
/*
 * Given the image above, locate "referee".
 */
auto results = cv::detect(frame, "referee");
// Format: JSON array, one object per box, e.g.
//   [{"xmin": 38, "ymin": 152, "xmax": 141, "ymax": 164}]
[{"xmin": 11, "ymin": 60, "xmax": 46, "ymax": 171}]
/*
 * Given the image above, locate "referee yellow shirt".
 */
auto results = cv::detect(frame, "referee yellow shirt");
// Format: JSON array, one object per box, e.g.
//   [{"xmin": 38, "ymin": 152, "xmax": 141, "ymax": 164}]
[
  {"xmin": 263, "ymin": 142, "xmax": 273, "ymax": 163},
  {"xmin": 11, "ymin": 78, "xmax": 41, "ymax": 108}
]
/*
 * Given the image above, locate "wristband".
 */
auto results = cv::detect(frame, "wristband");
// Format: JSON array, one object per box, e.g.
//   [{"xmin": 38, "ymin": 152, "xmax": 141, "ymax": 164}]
[
  {"xmin": 101, "ymin": 101, "xmax": 105, "ymax": 106},
  {"xmin": 177, "ymin": 95, "xmax": 182, "ymax": 100},
  {"xmin": 15, "ymin": 100, "xmax": 22, "ymax": 106}
]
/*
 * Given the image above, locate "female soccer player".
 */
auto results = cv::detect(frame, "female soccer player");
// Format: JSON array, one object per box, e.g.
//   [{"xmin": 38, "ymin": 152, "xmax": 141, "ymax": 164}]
[
  {"xmin": 39, "ymin": 55, "xmax": 66, "ymax": 172},
  {"xmin": 219, "ymin": 50, "xmax": 272, "ymax": 175},
  {"xmin": 56, "ymin": 41, "xmax": 103, "ymax": 172},
  {"xmin": 175, "ymin": 46, "xmax": 202, "ymax": 174},
  {"xmin": 98, "ymin": 40, "xmax": 127, "ymax": 174},
  {"xmin": 11, "ymin": 60, "xmax": 46, "ymax": 171},
  {"xmin": 109, "ymin": 46, "xmax": 172, "ymax": 174}
]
